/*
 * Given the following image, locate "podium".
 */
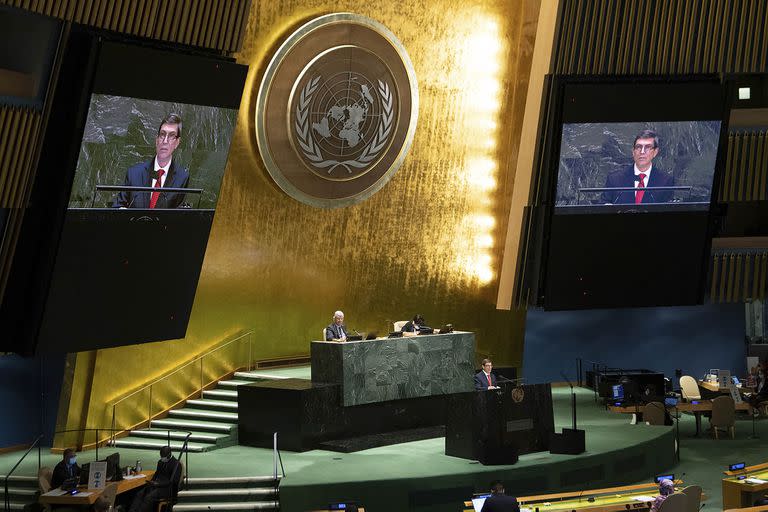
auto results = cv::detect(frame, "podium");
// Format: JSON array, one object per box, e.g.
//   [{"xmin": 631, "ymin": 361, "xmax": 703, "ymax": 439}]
[{"xmin": 445, "ymin": 384, "xmax": 554, "ymax": 465}]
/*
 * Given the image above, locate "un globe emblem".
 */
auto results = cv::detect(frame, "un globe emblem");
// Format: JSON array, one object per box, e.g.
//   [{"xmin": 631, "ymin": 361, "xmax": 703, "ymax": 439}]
[
  {"xmin": 292, "ymin": 50, "xmax": 395, "ymax": 181},
  {"xmin": 255, "ymin": 13, "xmax": 418, "ymax": 208}
]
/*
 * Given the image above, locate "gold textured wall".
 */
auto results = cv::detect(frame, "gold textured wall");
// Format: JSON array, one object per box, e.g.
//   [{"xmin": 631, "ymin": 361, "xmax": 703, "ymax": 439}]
[{"xmin": 62, "ymin": 0, "xmax": 544, "ymax": 435}]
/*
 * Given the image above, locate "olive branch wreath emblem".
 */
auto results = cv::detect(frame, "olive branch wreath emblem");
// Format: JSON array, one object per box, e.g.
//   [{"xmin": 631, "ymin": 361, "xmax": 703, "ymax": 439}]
[{"xmin": 295, "ymin": 76, "xmax": 394, "ymax": 175}]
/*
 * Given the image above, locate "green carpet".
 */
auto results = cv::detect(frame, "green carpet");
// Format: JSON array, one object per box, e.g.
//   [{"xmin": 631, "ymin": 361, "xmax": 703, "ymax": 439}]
[{"xmin": 1, "ymin": 386, "xmax": 765, "ymax": 512}]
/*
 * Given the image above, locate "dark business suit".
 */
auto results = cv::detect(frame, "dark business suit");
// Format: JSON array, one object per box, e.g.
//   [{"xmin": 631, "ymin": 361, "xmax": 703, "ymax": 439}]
[
  {"xmin": 601, "ymin": 166, "xmax": 674, "ymax": 204},
  {"xmin": 401, "ymin": 321, "xmax": 419, "ymax": 332},
  {"xmin": 474, "ymin": 371, "xmax": 498, "ymax": 390},
  {"xmin": 128, "ymin": 456, "xmax": 181, "ymax": 512},
  {"xmin": 113, "ymin": 159, "xmax": 190, "ymax": 209},
  {"xmin": 481, "ymin": 494, "xmax": 520, "ymax": 512},
  {"xmin": 51, "ymin": 460, "xmax": 81, "ymax": 489},
  {"xmin": 325, "ymin": 323, "xmax": 348, "ymax": 340}
]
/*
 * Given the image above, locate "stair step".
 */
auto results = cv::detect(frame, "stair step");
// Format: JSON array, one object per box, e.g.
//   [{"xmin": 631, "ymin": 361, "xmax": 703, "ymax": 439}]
[
  {"xmin": 0, "ymin": 476, "xmax": 37, "ymax": 483},
  {"xmin": 168, "ymin": 409, "xmax": 238, "ymax": 421},
  {"xmin": 203, "ymin": 390, "xmax": 238, "ymax": 401},
  {"xmin": 233, "ymin": 371, "xmax": 290, "ymax": 381},
  {"xmin": 6, "ymin": 488, "xmax": 38, "ymax": 496},
  {"xmin": 187, "ymin": 476, "xmax": 278, "ymax": 486},
  {"xmin": 130, "ymin": 430, "xmax": 229, "ymax": 443},
  {"xmin": 216, "ymin": 380, "xmax": 253, "ymax": 388},
  {"xmin": 173, "ymin": 503, "xmax": 278, "ymax": 512},
  {"xmin": 180, "ymin": 489, "xmax": 275, "ymax": 497},
  {"xmin": 7, "ymin": 502, "xmax": 29, "ymax": 511},
  {"xmin": 151, "ymin": 419, "xmax": 235, "ymax": 433},
  {"xmin": 112, "ymin": 438, "xmax": 210, "ymax": 452},
  {"xmin": 185, "ymin": 399, "xmax": 239, "ymax": 411}
]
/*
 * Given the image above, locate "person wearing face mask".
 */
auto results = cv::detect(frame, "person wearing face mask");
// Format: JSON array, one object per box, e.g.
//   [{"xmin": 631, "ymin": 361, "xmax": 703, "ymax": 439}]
[
  {"xmin": 128, "ymin": 446, "xmax": 181, "ymax": 512},
  {"xmin": 51, "ymin": 448, "xmax": 81, "ymax": 489}
]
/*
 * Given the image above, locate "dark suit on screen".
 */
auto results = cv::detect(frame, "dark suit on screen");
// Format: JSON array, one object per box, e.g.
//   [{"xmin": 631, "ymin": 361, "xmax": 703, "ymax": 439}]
[
  {"xmin": 325, "ymin": 323, "xmax": 348, "ymax": 340},
  {"xmin": 600, "ymin": 166, "xmax": 674, "ymax": 204},
  {"xmin": 474, "ymin": 371, "xmax": 497, "ymax": 390},
  {"xmin": 113, "ymin": 159, "xmax": 190, "ymax": 209},
  {"xmin": 481, "ymin": 494, "xmax": 520, "ymax": 512}
]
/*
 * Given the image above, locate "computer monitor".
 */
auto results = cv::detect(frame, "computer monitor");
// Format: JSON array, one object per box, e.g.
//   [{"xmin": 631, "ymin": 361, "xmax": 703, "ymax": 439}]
[
  {"xmin": 664, "ymin": 397, "xmax": 678, "ymax": 407},
  {"xmin": 611, "ymin": 384, "xmax": 624, "ymax": 401},
  {"xmin": 655, "ymin": 474, "xmax": 674, "ymax": 483},
  {"xmin": 104, "ymin": 452, "xmax": 120, "ymax": 481}
]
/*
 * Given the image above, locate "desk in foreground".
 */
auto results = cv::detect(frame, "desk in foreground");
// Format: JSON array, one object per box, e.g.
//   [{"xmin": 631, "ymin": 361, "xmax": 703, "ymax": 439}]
[
  {"xmin": 723, "ymin": 463, "xmax": 768, "ymax": 509},
  {"xmin": 311, "ymin": 331, "xmax": 475, "ymax": 406},
  {"xmin": 39, "ymin": 471, "xmax": 154, "ymax": 506},
  {"xmin": 464, "ymin": 481, "xmax": 686, "ymax": 512},
  {"xmin": 608, "ymin": 400, "xmax": 752, "ymax": 435}
]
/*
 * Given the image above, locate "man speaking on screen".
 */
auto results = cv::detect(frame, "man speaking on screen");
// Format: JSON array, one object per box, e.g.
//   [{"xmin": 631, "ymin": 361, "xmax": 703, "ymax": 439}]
[
  {"xmin": 601, "ymin": 129, "xmax": 674, "ymax": 205},
  {"xmin": 113, "ymin": 113, "xmax": 190, "ymax": 209}
]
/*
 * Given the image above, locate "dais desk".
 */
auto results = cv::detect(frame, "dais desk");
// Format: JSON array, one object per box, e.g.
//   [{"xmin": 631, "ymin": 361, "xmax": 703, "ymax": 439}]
[
  {"xmin": 39, "ymin": 470, "xmax": 154, "ymax": 506},
  {"xmin": 723, "ymin": 462, "xmax": 768, "ymax": 509},
  {"xmin": 311, "ymin": 331, "xmax": 475, "ymax": 406}
]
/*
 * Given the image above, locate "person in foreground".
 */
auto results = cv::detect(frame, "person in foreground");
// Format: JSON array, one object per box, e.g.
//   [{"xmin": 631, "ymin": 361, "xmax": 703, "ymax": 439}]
[
  {"xmin": 128, "ymin": 446, "xmax": 181, "ymax": 512},
  {"xmin": 650, "ymin": 479, "xmax": 675, "ymax": 512},
  {"xmin": 325, "ymin": 310, "xmax": 348, "ymax": 341},
  {"xmin": 474, "ymin": 359, "xmax": 500, "ymax": 390},
  {"xmin": 481, "ymin": 481, "xmax": 520, "ymax": 512},
  {"xmin": 601, "ymin": 129, "xmax": 674, "ymax": 205},
  {"xmin": 51, "ymin": 448, "xmax": 81, "ymax": 489},
  {"xmin": 113, "ymin": 113, "xmax": 190, "ymax": 209}
]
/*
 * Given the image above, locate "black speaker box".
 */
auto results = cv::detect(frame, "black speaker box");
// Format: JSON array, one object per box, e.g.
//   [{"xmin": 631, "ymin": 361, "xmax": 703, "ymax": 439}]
[{"xmin": 549, "ymin": 428, "xmax": 585, "ymax": 455}]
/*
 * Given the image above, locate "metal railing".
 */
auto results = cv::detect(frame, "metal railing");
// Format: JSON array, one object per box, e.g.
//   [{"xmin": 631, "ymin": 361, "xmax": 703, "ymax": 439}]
[
  {"xmin": 109, "ymin": 331, "xmax": 254, "ymax": 445},
  {"xmin": 3, "ymin": 434, "xmax": 43, "ymax": 512}
]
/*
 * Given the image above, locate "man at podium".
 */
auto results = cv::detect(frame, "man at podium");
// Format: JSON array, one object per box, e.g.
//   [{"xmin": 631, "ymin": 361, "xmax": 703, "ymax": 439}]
[
  {"xmin": 474, "ymin": 359, "xmax": 500, "ymax": 390},
  {"xmin": 325, "ymin": 310, "xmax": 348, "ymax": 341}
]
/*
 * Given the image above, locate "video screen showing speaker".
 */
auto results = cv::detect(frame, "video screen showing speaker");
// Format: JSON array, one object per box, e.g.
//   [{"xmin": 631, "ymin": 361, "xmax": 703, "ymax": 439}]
[
  {"xmin": 555, "ymin": 120, "xmax": 721, "ymax": 212},
  {"xmin": 0, "ymin": 29, "xmax": 248, "ymax": 354},
  {"xmin": 68, "ymin": 94, "xmax": 237, "ymax": 210},
  {"xmin": 542, "ymin": 77, "xmax": 729, "ymax": 310}
]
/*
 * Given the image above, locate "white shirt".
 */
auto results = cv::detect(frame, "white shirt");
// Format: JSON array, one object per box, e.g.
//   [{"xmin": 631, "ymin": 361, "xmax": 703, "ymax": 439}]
[
  {"xmin": 153, "ymin": 157, "xmax": 171, "ymax": 188},
  {"xmin": 634, "ymin": 164, "xmax": 652, "ymax": 201}
]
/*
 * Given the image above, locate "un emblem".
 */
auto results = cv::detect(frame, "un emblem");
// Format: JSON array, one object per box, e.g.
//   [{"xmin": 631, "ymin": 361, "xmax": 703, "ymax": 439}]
[{"xmin": 256, "ymin": 13, "xmax": 418, "ymax": 208}]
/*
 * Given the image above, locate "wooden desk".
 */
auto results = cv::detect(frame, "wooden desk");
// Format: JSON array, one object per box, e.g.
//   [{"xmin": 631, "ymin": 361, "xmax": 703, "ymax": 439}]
[
  {"xmin": 464, "ymin": 481, "xmax": 684, "ymax": 512},
  {"xmin": 39, "ymin": 470, "xmax": 154, "ymax": 506},
  {"xmin": 699, "ymin": 380, "xmax": 753, "ymax": 394},
  {"xmin": 723, "ymin": 464, "xmax": 768, "ymax": 509},
  {"xmin": 608, "ymin": 400, "xmax": 752, "ymax": 436}
]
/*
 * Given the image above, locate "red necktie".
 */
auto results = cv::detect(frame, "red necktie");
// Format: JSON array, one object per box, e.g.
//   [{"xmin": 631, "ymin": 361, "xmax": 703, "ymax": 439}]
[
  {"xmin": 487, "ymin": 374, "xmax": 492, "ymax": 387},
  {"xmin": 149, "ymin": 169, "xmax": 165, "ymax": 209},
  {"xmin": 635, "ymin": 173, "xmax": 646, "ymax": 204}
]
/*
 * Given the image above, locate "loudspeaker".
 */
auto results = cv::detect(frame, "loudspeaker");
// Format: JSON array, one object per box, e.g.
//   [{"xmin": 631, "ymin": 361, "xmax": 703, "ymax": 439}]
[
  {"xmin": 477, "ymin": 444, "xmax": 518, "ymax": 465},
  {"xmin": 549, "ymin": 428, "xmax": 585, "ymax": 455}
]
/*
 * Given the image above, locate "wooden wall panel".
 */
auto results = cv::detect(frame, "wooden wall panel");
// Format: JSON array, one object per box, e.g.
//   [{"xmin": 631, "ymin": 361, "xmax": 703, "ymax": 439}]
[
  {"xmin": 554, "ymin": 0, "xmax": 768, "ymax": 75},
  {"xmin": 0, "ymin": 0, "xmax": 251, "ymax": 54}
]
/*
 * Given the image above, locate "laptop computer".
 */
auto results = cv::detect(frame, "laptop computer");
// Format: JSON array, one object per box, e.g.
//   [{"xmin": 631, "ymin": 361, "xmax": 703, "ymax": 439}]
[{"xmin": 471, "ymin": 494, "xmax": 491, "ymax": 511}]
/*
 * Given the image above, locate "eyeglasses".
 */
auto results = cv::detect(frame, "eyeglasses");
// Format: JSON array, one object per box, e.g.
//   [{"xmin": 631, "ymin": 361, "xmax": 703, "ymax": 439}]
[
  {"xmin": 633, "ymin": 143, "xmax": 656, "ymax": 153},
  {"xmin": 157, "ymin": 132, "xmax": 179, "ymax": 142}
]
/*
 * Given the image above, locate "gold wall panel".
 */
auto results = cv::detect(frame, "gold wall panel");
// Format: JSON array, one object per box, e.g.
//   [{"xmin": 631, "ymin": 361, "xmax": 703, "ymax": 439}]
[
  {"xmin": 710, "ymin": 252, "xmax": 768, "ymax": 303},
  {"xmin": 63, "ymin": 0, "xmax": 543, "ymax": 434}
]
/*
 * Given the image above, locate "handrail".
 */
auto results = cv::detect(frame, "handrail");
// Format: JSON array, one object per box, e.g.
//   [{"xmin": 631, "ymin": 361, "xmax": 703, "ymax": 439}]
[
  {"xmin": 4, "ymin": 434, "xmax": 43, "ymax": 512},
  {"xmin": 272, "ymin": 432, "xmax": 285, "ymax": 502},
  {"xmin": 109, "ymin": 330, "xmax": 254, "ymax": 442}
]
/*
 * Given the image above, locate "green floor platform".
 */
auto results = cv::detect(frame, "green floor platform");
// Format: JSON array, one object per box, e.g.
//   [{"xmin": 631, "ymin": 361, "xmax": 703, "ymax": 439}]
[{"xmin": 2, "ymin": 385, "xmax": 766, "ymax": 512}]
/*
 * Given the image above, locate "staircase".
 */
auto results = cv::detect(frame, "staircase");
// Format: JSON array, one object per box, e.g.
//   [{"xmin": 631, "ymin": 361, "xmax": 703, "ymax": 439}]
[
  {"xmin": 1, "ymin": 475, "xmax": 38, "ymax": 511},
  {"xmin": 174, "ymin": 476, "xmax": 280, "ymax": 511},
  {"xmin": 113, "ymin": 370, "xmax": 288, "ymax": 452}
]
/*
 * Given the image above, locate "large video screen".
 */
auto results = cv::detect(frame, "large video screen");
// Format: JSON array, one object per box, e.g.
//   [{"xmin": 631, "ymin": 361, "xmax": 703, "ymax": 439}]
[
  {"xmin": 555, "ymin": 120, "xmax": 721, "ymax": 212},
  {"xmin": 69, "ymin": 95, "xmax": 237, "ymax": 210}
]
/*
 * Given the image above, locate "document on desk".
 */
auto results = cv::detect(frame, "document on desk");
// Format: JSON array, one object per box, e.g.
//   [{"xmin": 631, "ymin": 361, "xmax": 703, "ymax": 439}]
[
  {"xmin": 75, "ymin": 492, "xmax": 93, "ymax": 497},
  {"xmin": 123, "ymin": 474, "xmax": 147, "ymax": 480},
  {"xmin": 633, "ymin": 496, "xmax": 656, "ymax": 502},
  {"xmin": 746, "ymin": 478, "xmax": 767, "ymax": 484},
  {"xmin": 43, "ymin": 489, "xmax": 69, "ymax": 497}
]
